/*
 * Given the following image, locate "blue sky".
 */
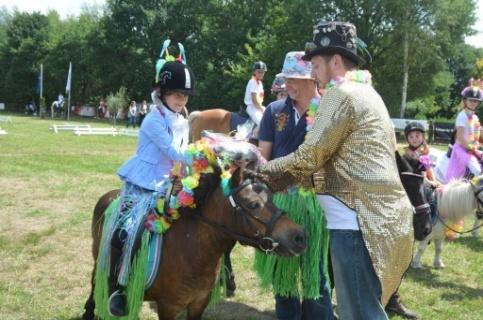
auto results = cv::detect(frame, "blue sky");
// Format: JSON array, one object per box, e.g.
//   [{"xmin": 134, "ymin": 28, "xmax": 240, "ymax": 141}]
[{"xmin": 1, "ymin": 0, "xmax": 482, "ymax": 48}]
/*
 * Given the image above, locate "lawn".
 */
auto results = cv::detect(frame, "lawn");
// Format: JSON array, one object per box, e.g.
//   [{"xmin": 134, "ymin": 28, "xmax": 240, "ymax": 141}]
[{"xmin": 0, "ymin": 115, "xmax": 481, "ymax": 320}]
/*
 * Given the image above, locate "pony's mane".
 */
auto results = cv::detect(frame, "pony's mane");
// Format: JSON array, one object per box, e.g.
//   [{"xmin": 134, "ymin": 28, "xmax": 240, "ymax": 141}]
[
  {"xmin": 438, "ymin": 179, "xmax": 475, "ymax": 220},
  {"xmin": 395, "ymin": 151, "xmax": 414, "ymax": 174},
  {"xmin": 178, "ymin": 167, "xmax": 222, "ymax": 216}
]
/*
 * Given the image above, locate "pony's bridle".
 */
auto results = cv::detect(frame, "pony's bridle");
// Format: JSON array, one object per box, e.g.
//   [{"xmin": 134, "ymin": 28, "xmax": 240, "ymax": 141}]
[
  {"xmin": 197, "ymin": 178, "xmax": 285, "ymax": 254},
  {"xmin": 400, "ymin": 172, "xmax": 431, "ymax": 216}
]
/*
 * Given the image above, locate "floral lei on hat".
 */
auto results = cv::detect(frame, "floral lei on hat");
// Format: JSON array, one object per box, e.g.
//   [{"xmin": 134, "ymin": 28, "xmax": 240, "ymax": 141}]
[{"xmin": 145, "ymin": 138, "xmax": 236, "ymax": 234}]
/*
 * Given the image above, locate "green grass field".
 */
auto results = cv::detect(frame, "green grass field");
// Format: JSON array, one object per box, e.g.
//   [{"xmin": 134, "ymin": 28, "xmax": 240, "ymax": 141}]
[{"xmin": 0, "ymin": 115, "xmax": 481, "ymax": 320}]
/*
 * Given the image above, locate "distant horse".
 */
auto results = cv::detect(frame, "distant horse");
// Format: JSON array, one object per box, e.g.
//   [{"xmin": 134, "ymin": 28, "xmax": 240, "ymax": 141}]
[
  {"xmin": 401, "ymin": 154, "xmax": 483, "ymax": 268},
  {"xmin": 50, "ymin": 94, "xmax": 65, "ymax": 118},
  {"xmin": 188, "ymin": 108, "xmax": 253, "ymax": 142},
  {"xmin": 82, "ymin": 165, "xmax": 306, "ymax": 320}
]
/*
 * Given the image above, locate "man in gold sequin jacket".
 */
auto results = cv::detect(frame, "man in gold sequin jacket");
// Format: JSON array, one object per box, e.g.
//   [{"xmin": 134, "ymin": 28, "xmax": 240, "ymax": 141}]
[{"xmin": 260, "ymin": 21, "xmax": 414, "ymax": 320}]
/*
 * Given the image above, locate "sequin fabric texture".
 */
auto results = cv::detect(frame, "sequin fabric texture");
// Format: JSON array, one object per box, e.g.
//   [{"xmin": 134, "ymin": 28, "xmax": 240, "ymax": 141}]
[{"xmin": 260, "ymin": 81, "xmax": 414, "ymax": 305}]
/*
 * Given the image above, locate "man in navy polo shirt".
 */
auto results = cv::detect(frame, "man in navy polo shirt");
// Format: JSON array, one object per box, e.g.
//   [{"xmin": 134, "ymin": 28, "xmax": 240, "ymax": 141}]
[{"xmin": 256, "ymin": 51, "xmax": 333, "ymax": 320}]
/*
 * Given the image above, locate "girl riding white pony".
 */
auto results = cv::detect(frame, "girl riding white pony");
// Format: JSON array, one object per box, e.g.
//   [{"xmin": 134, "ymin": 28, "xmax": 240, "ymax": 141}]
[{"xmin": 446, "ymin": 79, "xmax": 483, "ymax": 181}]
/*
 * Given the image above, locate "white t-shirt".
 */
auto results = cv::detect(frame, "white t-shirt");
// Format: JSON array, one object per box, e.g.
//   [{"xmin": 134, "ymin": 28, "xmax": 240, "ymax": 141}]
[
  {"xmin": 244, "ymin": 78, "xmax": 264, "ymax": 108},
  {"xmin": 455, "ymin": 110, "xmax": 479, "ymax": 142},
  {"xmin": 317, "ymin": 195, "xmax": 359, "ymax": 230}
]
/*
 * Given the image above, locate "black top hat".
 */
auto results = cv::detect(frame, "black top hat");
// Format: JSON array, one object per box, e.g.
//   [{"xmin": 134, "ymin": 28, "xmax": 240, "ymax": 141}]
[{"xmin": 303, "ymin": 21, "xmax": 365, "ymax": 66}]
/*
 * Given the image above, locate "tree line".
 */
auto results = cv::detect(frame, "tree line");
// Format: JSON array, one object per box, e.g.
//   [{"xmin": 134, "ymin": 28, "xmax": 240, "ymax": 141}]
[{"xmin": 0, "ymin": 0, "xmax": 482, "ymax": 120}]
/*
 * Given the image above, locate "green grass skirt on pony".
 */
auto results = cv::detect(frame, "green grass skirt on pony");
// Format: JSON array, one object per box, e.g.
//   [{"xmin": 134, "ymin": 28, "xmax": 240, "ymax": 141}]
[{"xmin": 254, "ymin": 189, "xmax": 330, "ymax": 299}]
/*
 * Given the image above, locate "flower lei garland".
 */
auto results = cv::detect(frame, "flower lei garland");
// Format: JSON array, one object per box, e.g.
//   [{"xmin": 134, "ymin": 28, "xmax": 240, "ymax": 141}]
[
  {"xmin": 465, "ymin": 112, "xmax": 481, "ymax": 151},
  {"xmin": 305, "ymin": 98, "xmax": 320, "ymax": 132},
  {"xmin": 418, "ymin": 154, "xmax": 432, "ymax": 171},
  {"xmin": 145, "ymin": 138, "xmax": 235, "ymax": 234},
  {"xmin": 305, "ymin": 71, "xmax": 372, "ymax": 132},
  {"xmin": 325, "ymin": 70, "xmax": 372, "ymax": 90}
]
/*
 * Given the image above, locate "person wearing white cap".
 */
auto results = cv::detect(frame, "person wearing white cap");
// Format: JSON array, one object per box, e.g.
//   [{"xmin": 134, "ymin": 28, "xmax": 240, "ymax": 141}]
[{"xmin": 255, "ymin": 51, "xmax": 334, "ymax": 320}]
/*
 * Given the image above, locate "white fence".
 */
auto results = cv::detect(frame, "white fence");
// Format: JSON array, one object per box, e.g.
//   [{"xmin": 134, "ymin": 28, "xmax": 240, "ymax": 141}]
[
  {"xmin": 119, "ymin": 128, "xmax": 139, "ymax": 137},
  {"xmin": 50, "ymin": 124, "xmax": 91, "ymax": 133},
  {"xmin": 50, "ymin": 123, "xmax": 139, "ymax": 137},
  {"xmin": 74, "ymin": 127, "xmax": 118, "ymax": 136},
  {"xmin": 0, "ymin": 116, "xmax": 12, "ymax": 123}
]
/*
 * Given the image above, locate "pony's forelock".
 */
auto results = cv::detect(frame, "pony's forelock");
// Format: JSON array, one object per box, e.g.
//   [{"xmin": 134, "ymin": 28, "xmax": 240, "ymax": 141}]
[{"xmin": 438, "ymin": 179, "xmax": 476, "ymax": 220}]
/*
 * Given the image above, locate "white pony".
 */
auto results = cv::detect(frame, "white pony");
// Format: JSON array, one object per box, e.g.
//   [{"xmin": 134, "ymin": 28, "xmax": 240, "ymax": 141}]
[
  {"xmin": 50, "ymin": 94, "xmax": 65, "ymax": 117},
  {"xmin": 432, "ymin": 147, "xmax": 482, "ymax": 238},
  {"xmin": 411, "ymin": 174, "xmax": 483, "ymax": 269}
]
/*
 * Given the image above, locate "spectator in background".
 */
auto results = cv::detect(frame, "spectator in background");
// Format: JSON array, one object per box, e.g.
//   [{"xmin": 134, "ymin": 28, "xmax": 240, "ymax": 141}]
[
  {"xmin": 98, "ymin": 98, "xmax": 107, "ymax": 119},
  {"xmin": 126, "ymin": 100, "xmax": 137, "ymax": 128},
  {"xmin": 138, "ymin": 100, "xmax": 148, "ymax": 126},
  {"xmin": 270, "ymin": 73, "xmax": 287, "ymax": 101}
]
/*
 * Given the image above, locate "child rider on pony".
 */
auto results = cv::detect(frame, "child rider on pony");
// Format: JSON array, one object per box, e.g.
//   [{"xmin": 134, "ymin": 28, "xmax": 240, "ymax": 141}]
[
  {"xmin": 102, "ymin": 57, "xmax": 196, "ymax": 317},
  {"xmin": 446, "ymin": 79, "xmax": 483, "ymax": 182}
]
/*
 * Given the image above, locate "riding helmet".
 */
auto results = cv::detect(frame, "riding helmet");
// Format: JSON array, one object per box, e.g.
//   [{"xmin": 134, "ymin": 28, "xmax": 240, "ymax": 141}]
[
  {"xmin": 156, "ymin": 61, "xmax": 196, "ymax": 95},
  {"xmin": 252, "ymin": 61, "xmax": 267, "ymax": 72},
  {"xmin": 461, "ymin": 79, "xmax": 482, "ymax": 101},
  {"xmin": 404, "ymin": 122, "xmax": 425, "ymax": 137},
  {"xmin": 271, "ymin": 73, "xmax": 286, "ymax": 94}
]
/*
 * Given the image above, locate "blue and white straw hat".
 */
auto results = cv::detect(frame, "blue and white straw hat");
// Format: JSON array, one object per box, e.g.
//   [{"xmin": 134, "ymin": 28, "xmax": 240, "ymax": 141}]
[{"xmin": 281, "ymin": 51, "xmax": 313, "ymax": 79}]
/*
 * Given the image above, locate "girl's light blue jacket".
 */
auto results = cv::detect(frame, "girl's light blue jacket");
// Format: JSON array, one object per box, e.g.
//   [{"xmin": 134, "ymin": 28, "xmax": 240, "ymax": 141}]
[{"xmin": 117, "ymin": 104, "xmax": 188, "ymax": 191}]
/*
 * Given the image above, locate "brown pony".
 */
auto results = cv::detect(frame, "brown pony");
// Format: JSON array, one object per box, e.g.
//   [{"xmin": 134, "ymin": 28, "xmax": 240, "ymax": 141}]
[
  {"xmin": 189, "ymin": 109, "xmax": 232, "ymax": 141},
  {"xmin": 189, "ymin": 109, "xmax": 250, "ymax": 142},
  {"xmin": 82, "ymin": 167, "xmax": 306, "ymax": 320},
  {"xmin": 188, "ymin": 109, "xmax": 255, "ymax": 296}
]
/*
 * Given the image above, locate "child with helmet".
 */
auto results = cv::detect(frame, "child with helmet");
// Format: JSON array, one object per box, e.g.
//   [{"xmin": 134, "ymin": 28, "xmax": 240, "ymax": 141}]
[
  {"xmin": 244, "ymin": 61, "xmax": 267, "ymax": 126},
  {"xmin": 100, "ymin": 42, "xmax": 196, "ymax": 317},
  {"xmin": 270, "ymin": 73, "xmax": 287, "ymax": 101},
  {"xmin": 446, "ymin": 79, "xmax": 483, "ymax": 181},
  {"xmin": 403, "ymin": 122, "xmax": 440, "ymax": 187}
]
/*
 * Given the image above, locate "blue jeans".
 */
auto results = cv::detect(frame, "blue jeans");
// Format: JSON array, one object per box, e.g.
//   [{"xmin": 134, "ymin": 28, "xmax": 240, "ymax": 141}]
[
  {"xmin": 275, "ymin": 262, "xmax": 334, "ymax": 320},
  {"xmin": 126, "ymin": 116, "xmax": 136, "ymax": 128},
  {"xmin": 330, "ymin": 230, "xmax": 388, "ymax": 320}
]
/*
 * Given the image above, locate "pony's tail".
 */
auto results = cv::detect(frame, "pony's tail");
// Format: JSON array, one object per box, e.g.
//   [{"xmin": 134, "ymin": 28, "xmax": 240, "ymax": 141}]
[{"xmin": 188, "ymin": 111, "xmax": 201, "ymax": 142}]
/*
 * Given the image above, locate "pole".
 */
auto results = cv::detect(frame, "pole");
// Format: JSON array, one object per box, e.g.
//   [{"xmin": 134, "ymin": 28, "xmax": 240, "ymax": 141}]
[
  {"xmin": 66, "ymin": 62, "xmax": 72, "ymax": 120},
  {"xmin": 40, "ymin": 64, "xmax": 43, "ymax": 117},
  {"xmin": 67, "ymin": 89, "xmax": 71, "ymax": 121}
]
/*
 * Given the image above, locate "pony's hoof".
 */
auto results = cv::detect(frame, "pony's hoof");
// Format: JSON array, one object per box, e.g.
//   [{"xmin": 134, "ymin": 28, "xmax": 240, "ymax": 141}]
[
  {"xmin": 411, "ymin": 261, "xmax": 424, "ymax": 269},
  {"xmin": 81, "ymin": 312, "xmax": 95, "ymax": 320},
  {"xmin": 433, "ymin": 261, "xmax": 445, "ymax": 269}
]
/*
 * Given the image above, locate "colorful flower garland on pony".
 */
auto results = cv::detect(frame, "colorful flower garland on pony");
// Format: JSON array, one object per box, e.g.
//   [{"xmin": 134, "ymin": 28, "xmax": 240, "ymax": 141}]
[{"xmin": 145, "ymin": 138, "xmax": 236, "ymax": 234}]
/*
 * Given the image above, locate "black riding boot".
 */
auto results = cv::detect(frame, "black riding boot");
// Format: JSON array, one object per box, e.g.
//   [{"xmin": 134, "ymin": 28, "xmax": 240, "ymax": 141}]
[
  {"xmin": 385, "ymin": 291, "xmax": 419, "ymax": 319},
  {"xmin": 108, "ymin": 230, "xmax": 128, "ymax": 317}
]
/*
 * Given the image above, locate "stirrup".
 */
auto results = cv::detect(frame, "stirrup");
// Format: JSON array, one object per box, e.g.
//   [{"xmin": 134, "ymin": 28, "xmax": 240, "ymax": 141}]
[{"xmin": 108, "ymin": 289, "xmax": 128, "ymax": 317}]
